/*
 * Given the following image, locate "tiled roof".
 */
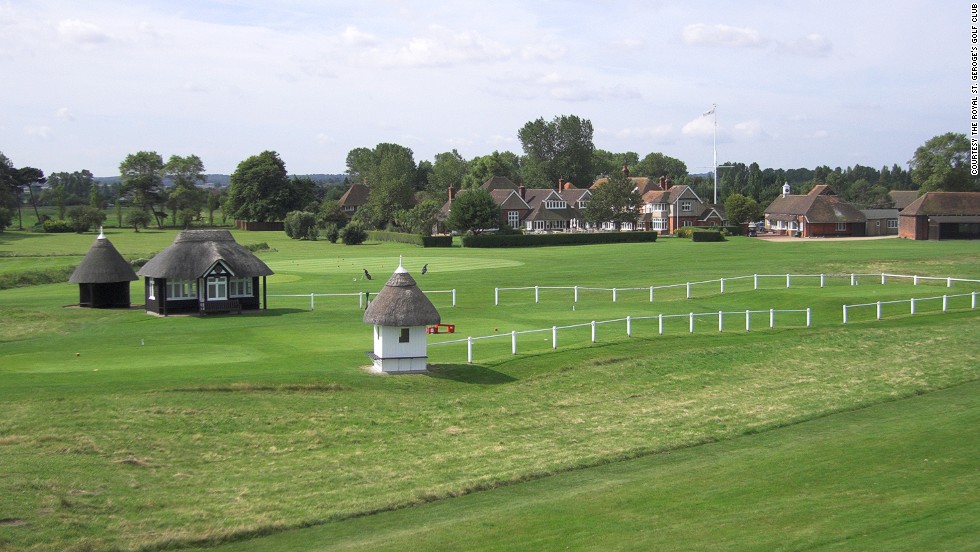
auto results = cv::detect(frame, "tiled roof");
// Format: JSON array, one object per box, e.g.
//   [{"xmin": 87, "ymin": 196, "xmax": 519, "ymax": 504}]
[
  {"xmin": 338, "ymin": 183, "xmax": 370, "ymax": 207},
  {"xmin": 900, "ymin": 192, "xmax": 980, "ymax": 216}
]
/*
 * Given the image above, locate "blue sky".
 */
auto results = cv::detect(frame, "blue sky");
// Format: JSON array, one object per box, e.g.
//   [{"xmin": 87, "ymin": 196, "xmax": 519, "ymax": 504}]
[{"xmin": 0, "ymin": 0, "xmax": 966, "ymax": 178}]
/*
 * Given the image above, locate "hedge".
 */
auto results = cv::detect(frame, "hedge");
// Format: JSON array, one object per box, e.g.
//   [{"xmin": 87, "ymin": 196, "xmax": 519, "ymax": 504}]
[
  {"xmin": 367, "ymin": 231, "xmax": 453, "ymax": 247},
  {"xmin": 461, "ymin": 231, "xmax": 657, "ymax": 248},
  {"xmin": 691, "ymin": 230, "xmax": 725, "ymax": 242}
]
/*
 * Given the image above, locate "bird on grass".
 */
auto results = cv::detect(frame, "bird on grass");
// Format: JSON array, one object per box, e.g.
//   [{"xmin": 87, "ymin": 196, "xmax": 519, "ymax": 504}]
[
  {"xmin": 363, "ymin": 269, "xmax": 372, "ymax": 280},
  {"xmin": 421, "ymin": 263, "xmax": 428, "ymax": 275}
]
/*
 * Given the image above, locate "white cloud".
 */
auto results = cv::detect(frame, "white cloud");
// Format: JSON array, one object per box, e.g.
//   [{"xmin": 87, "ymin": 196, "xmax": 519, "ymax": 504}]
[
  {"xmin": 612, "ymin": 125, "xmax": 674, "ymax": 140},
  {"xmin": 681, "ymin": 114, "xmax": 715, "ymax": 138},
  {"xmin": 733, "ymin": 119, "xmax": 763, "ymax": 138},
  {"xmin": 55, "ymin": 107, "xmax": 74, "ymax": 121},
  {"xmin": 682, "ymin": 23, "xmax": 766, "ymax": 48},
  {"xmin": 783, "ymin": 33, "xmax": 833, "ymax": 57},
  {"xmin": 340, "ymin": 25, "xmax": 378, "ymax": 47},
  {"xmin": 383, "ymin": 26, "xmax": 513, "ymax": 67},
  {"xmin": 315, "ymin": 133, "xmax": 335, "ymax": 145},
  {"xmin": 26, "ymin": 125, "xmax": 52, "ymax": 138},
  {"xmin": 57, "ymin": 19, "xmax": 111, "ymax": 44}
]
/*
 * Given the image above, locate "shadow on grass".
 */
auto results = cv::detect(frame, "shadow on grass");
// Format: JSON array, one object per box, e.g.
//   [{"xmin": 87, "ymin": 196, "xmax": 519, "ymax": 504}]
[{"xmin": 427, "ymin": 363, "xmax": 516, "ymax": 385}]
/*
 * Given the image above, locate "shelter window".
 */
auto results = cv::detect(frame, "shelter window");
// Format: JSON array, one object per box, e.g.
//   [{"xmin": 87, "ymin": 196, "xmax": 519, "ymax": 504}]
[
  {"xmin": 229, "ymin": 277, "xmax": 253, "ymax": 297},
  {"xmin": 167, "ymin": 279, "xmax": 197, "ymax": 300},
  {"xmin": 887, "ymin": 220, "xmax": 898, "ymax": 229},
  {"xmin": 399, "ymin": 328, "xmax": 410, "ymax": 343},
  {"xmin": 545, "ymin": 199, "xmax": 566, "ymax": 209},
  {"xmin": 147, "ymin": 278, "xmax": 155, "ymax": 300},
  {"xmin": 836, "ymin": 222, "xmax": 847, "ymax": 231},
  {"xmin": 207, "ymin": 277, "xmax": 227, "ymax": 301}
]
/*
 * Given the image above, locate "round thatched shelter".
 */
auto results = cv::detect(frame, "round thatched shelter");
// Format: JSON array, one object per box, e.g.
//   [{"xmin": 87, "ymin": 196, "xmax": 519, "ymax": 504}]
[
  {"xmin": 137, "ymin": 229, "xmax": 274, "ymax": 315},
  {"xmin": 363, "ymin": 260, "xmax": 440, "ymax": 373},
  {"xmin": 68, "ymin": 229, "xmax": 138, "ymax": 308}
]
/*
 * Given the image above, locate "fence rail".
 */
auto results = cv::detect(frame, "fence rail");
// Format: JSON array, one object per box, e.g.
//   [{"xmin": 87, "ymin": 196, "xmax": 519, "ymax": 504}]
[
  {"xmin": 430, "ymin": 307, "xmax": 812, "ymax": 364},
  {"xmin": 843, "ymin": 292, "xmax": 978, "ymax": 323},
  {"xmin": 494, "ymin": 273, "xmax": 980, "ymax": 305},
  {"xmin": 268, "ymin": 289, "xmax": 456, "ymax": 311}
]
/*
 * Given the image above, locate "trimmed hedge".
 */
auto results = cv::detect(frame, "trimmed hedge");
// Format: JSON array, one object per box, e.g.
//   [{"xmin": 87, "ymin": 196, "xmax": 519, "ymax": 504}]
[
  {"xmin": 692, "ymin": 230, "xmax": 725, "ymax": 242},
  {"xmin": 461, "ymin": 231, "xmax": 657, "ymax": 248},
  {"xmin": 368, "ymin": 231, "xmax": 453, "ymax": 247},
  {"xmin": 42, "ymin": 219, "xmax": 74, "ymax": 233}
]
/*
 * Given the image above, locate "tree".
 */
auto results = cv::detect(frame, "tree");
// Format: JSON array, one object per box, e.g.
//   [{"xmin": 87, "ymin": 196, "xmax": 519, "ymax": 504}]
[
  {"xmin": 583, "ymin": 169, "xmax": 641, "ymax": 230},
  {"xmin": 164, "ymin": 154, "xmax": 207, "ymax": 227},
  {"xmin": 723, "ymin": 193, "xmax": 762, "ymax": 225},
  {"xmin": 394, "ymin": 199, "xmax": 442, "ymax": 236},
  {"xmin": 17, "ymin": 166, "xmax": 46, "ymax": 225},
  {"xmin": 226, "ymin": 151, "xmax": 296, "ymax": 222},
  {"xmin": 339, "ymin": 223, "xmax": 367, "ymax": 245},
  {"xmin": 119, "ymin": 151, "xmax": 165, "ymax": 227},
  {"xmin": 427, "ymin": 150, "xmax": 468, "ymax": 196},
  {"xmin": 446, "ymin": 188, "xmax": 500, "ymax": 235},
  {"xmin": 127, "ymin": 210, "xmax": 151, "ymax": 232},
  {"xmin": 66, "ymin": 205, "xmax": 105, "ymax": 233},
  {"xmin": 593, "ymin": 149, "xmax": 639, "ymax": 177},
  {"xmin": 910, "ymin": 132, "xmax": 980, "ymax": 192},
  {"xmin": 635, "ymin": 152, "xmax": 688, "ymax": 180},
  {"xmin": 206, "ymin": 190, "xmax": 222, "ymax": 226},
  {"xmin": 461, "ymin": 150, "xmax": 522, "ymax": 188},
  {"xmin": 518, "ymin": 115, "xmax": 595, "ymax": 188},
  {"xmin": 284, "ymin": 210, "xmax": 319, "ymax": 240},
  {"xmin": 0, "ymin": 153, "xmax": 24, "ymax": 228},
  {"xmin": 346, "ymin": 143, "xmax": 418, "ymax": 229}
]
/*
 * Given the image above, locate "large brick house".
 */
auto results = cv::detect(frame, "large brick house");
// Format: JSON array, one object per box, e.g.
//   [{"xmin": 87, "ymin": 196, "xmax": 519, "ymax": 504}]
[
  {"xmin": 440, "ymin": 177, "xmax": 592, "ymax": 232},
  {"xmin": 764, "ymin": 183, "xmax": 866, "ymax": 237}
]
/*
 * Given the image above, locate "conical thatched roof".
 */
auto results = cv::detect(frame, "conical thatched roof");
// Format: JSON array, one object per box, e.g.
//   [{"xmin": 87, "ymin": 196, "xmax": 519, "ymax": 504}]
[
  {"xmin": 363, "ymin": 264, "xmax": 440, "ymax": 326},
  {"xmin": 69, "ymin": 231, "xmax": 138, "ymax": 284},
  {"xmin": 137, "ymin": 229, "xmax": 274, "ymax": 279}
]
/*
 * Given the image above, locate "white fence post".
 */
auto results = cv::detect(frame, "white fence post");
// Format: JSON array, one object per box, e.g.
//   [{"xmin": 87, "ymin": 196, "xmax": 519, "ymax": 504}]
[
  {"xmin": 511, "ymin": 331, "xmax": 517, "ymax": 355},
  {"xmin": 820, "ymin": 274, "xmax": 825, "ymax": 288},
  {"xmin": 745, "ymin": 309, "xmax": 751, "ymax": 332},
  {"xmin": 552, "ymin": 326, "xmax": 558, "ymax": 349},
  {"xmin": 911, "ymin": 297, "xmax": 916, "ymax": 315},
  {"xmin": 467, "ymin": 336, "xmax": 473, "ymax": 364},
  {"xmin": 310, "ymin": 293, "xmax": 315, "ymax": 311},
  {"xmin": 359, "ymin": 292, "xmax": 364, "ymax": 309},
  {"xmin": 876, "ymin": 301, "xmax": 882, "ymax": 320},
  {"xmin": 718, "ymin": 311, "xmax": 724, "ymax": 332},
  {"xmin": 806, "ymin": 308, "xmax": 812, "ymax": 327},
  {"xmin": 914, "ymin": 275, "xmax": 919, "ymax": 286},
  {"xmin": 658, "ymin": 313, "xmax": 664, "ymax": 335},
  {"xmin": 720, "ymin": 278, "xmax": 725, "ymax": 294},
  {"xmin": 843, "ymin": 304, "xmax": 848, "ymax": 324},
  {"xmin": 627, "ymin": 316, "xmax": 632, "ymax": 337},
  {"xmin": 786, "ymin": 274, "xmax": 791, "ymax": 288},
  {"xmin": 452, "ymin": 289, "xmax": 457, "ymax": 307},
  {"xmin": 769, "ymin": 308, "xmax": 775, "ymax": 329},
  {"xmin": 689, "ymin": 312, "xmax": 695, "ymax": 333},
  {"xmin": 943, "ymin": 295, "xmax": 948, "ymax": 312},
  {"xmin": 574, "ymin": 285, "xmax": 579, "ymax": 303},
  {"xmin": 754, "ymin": 274, "xmax": 759, "ymax": 290},
  {"xmin": 612, "ymin": 288, "xmax": 617, "ymax": 303},
  {"xmin": 851, "ymin": 273, "xmax": 856, "ymax": 286},
  {"xmin": 591, "ymin": 321, "xmax": 597, "ymax": 343},
  {"xmin": 649, "ymin": 286, "xmax": 654, "ymax": 302},
  {"xmin": 535, "ymin": 286, "xmax": 540, "ymax": 304},
  {"xmin": 494, "ymin": 287, "xmax": 499, "ymax": 306},
  {"xmin": 881, "ymin": 273, "xmax": 886, "ymax": 285},
  {"xmin": 686, "ymin": 282, "xmax": 691, "ymax": 299},
  {"xmin": 947, "ymin": 277, "xmax": 953, "ymax": 288},
  {"xmin": 973, "ymin": 291, "xmax": 977, "ymax": 309}
]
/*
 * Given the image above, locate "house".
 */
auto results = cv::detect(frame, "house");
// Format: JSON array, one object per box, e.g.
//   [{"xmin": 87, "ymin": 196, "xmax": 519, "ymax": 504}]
[
  {"xmin": 137, "ymin": 229, "xmax": 274, "ymax": 315},
  {"xmin": 640, "ymin": 184, "xmax": 706, "ymax": 233},
  {"xmin": 440, "ymin": 177, "xmax": 592, "ymax": 232},
  {"xmin": 68, "ymin": 228, "xmax": 138, "ymax": 308},
  {"xmin": 362, "ymin": 259, "xmax": 441, "ymax": 373},
  {"xmin": 337, "ymin": 183, "xmax": 370, "ymax": 215},
  {"xmin": 862, "ymin": 209, "xmax": 900, "ymax": 236},
  {"xmin": 764, "ymin": 183, "xmax": 866, "ymax": 237},
  {"xmin": 898, "ymin": 192, "xmax": 980, "ymax": 240}
]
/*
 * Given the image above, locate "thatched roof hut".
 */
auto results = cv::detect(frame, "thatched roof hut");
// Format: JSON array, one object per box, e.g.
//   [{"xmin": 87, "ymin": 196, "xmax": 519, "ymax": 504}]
[
  {"xmin": 69, "ymin": 229, "xmax": 137, "ymax": 308},
  {"xmin": 138, "ymin": 229, "xmax": 273, "ymax": 280},
  {"xmin": 363, "ymin": 264, "xmax": 440, "ymax": 327}
]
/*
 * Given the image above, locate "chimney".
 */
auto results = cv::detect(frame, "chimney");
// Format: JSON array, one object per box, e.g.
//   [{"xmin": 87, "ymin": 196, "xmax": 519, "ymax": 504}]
[
  {"xmin": 518, "ymin": 184, "xmax": 526, "ymax": 199},
  {"xmin": 448, "ymin": 185, "xmax": 456, "ymax": 202},
  {"xmin": 665, "ymin": 175, "xmax": 673, "ymax": 188},
  {"xmin": 658, "ymin": 176, "xmax": 666, "ymax": 190},
  {"xmin": 621, "ymin": 162, "xmax": 630, "ymax": 177},
  {"xmin": 557, "ymin": 177, "xmax": 565, "ymax": 191},
  {"xmin": 782, "ymin": 182, "xmax": 791, "ymax": 197}
]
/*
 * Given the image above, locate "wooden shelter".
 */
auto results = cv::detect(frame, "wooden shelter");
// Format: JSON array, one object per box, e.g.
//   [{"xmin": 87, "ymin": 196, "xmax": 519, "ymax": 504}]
[
  {"xmin": 137, "ymin": 229, "xmax": 273, "ymax": 315},
  {"xmin": 68, "ymin": 228, "xmax": 138, "ymax": 308},
  {"xmin": 898, "ymin": 192, "xmax": 980, "ymax": 240},
  {"xmin": 362, "ymin": 259, "xmax": 440, "ymax": 373}
]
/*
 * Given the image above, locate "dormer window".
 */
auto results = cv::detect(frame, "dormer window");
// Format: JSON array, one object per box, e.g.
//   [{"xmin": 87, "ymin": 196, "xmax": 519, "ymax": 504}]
[{"xmin": 545, "ymin": 198, "xmax": 567, "ymax": 209}]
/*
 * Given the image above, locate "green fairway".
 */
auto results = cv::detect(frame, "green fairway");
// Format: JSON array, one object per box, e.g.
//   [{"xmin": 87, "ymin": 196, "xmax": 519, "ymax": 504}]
[{"xmin": 1, "ymin": 229, "xmax": 978, "ymax": 551}]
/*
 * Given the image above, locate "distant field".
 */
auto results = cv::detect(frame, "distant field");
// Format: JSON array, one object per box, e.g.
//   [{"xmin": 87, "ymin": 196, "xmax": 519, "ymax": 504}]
[{"xmin": 0, "ymin": 229, "xmax": 978, "ymax": 551}]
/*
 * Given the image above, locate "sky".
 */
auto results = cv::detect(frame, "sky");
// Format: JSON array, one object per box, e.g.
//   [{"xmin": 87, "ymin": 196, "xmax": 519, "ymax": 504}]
[{"xmin": 0, "ymin": 0, "xmax": 967, "ymax": 179}]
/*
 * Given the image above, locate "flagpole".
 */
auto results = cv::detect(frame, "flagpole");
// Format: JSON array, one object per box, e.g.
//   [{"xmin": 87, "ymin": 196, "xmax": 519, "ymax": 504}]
[{"xmin": 712, "ymin": 103, "xmax": 718, "ymax": 205}]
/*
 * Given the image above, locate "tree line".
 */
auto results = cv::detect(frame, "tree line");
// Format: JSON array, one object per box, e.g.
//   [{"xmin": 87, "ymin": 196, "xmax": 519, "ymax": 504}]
[{"xmin": 2, "ymin": 121, "xmax": 976, "ymax": 234}]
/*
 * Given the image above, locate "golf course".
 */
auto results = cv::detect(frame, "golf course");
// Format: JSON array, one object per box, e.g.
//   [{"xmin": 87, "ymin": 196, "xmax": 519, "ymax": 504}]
[{"xmin": 1, "ymin": 228, "xmax": 978, "ymax": 551}]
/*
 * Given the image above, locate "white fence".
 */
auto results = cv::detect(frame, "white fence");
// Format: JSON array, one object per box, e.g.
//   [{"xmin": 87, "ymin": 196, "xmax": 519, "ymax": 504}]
[
  {"xmin": 494, "ymin": 273, "xmax": 980, "ymax": 305},
  {"xmin": 430, "ymin": 308, "xmax": 811, "ymax": 364},
  {"xmin": 268, "ymin": 289, "xmax": 457, "ymax": 311},
  {"xmin": 843, "ymin": 292, "xmax": 978, "ymax": 323}
]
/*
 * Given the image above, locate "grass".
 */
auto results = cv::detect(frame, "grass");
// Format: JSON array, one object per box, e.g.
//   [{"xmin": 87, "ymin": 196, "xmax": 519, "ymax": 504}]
[{"xmin": 0, "ymin": 230, "xmax": 978, "ymax": 551}]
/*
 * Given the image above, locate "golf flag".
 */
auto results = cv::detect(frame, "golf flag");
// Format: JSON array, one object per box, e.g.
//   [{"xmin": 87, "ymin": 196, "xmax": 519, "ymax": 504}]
[{"xmin": 702, "ymin": 105, "xmax": 716, "ymax": 117}]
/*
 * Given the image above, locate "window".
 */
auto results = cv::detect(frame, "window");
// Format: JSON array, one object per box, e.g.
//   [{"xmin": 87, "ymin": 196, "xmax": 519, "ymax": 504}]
[
  {"xmin": 836, "ymin": 222, "xmax": 847, "ymax": 231},
  {"xmin": 887, "ymin": 219, "xmax": 898, "ymax": 229},
  {"xmin": 229, "ymin": 277, "xmax": 253, "ymax": 297},
  {"xmin": 207, "ymin": 276, "xmax": 227, "ymax": 301},
  {"xmin": 507, "ymin": 210, "xmax": 519, "ymax": 228},
  {"xmin": 147, "ymin": 278, "xmax": 155, "ymax": 300},
  {"xmin": 680, "ymin": 200, "xmax": 693, "ymax": 212},
  {"xmin": 682, "ymin": 220, "xmax": 693, "ymax": 227},
  {"xmin": 545, "ymin": 199, "xmax": 567, "ymax": 210},
  {"xmin": 399, "ymin": 328, "xmax": 410, "ymax": 343},
  {"xmin": 652, "ymin": 219, "xmax": 668, "ymax": 231},
  {"xmin": 167, "ymin": 279, "xmax": 197, "ymax": 300}
]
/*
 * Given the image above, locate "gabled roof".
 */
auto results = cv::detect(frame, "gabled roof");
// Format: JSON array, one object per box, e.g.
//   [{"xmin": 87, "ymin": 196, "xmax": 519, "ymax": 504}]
[
  {"xmin": 338, "ymin": 183, "xmax": 370, "ymax": 208},
  {"xmin": 888, "ymin": 190, "xmax": 920, "ymax": 211},
  {"xmin": 481, "ymin": 176, "xmax": 520, "ymax": 191},
  {"xmin": 363, "ymin": 264, "xmax": 440, "ymax": 326},
  {"xmin": 591, "ymin": 176, "xmax": 660, "ymax": 194},
  {"xmin": 69, "ymin": 232, "xmax": 138, "ymax": 284},
  {"xmin": 899, "ymin": 192, "xmax": 980, "ymax": 216},
  {"xmin": 492, "ymin": 189, "xmax": 530, "ymax": 210},
  {"xmin": 766, "ymin": 184, "xmax": 865, "ymax": 223},
  {"xmin": 137, "ymin": 230, "xmax": 274, "ymax": 280}
]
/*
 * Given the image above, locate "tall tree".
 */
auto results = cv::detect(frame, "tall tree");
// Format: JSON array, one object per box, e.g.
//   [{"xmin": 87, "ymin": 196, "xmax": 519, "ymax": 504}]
[
  {"xmin": 461, "ymin": 150, "xmax": 521, "ymax": 188},
  {"xmin": 345, "ymin": 143, "xmax": 418, "ymax": 229},
  {"xmin": 119, "ymin": 151, "xmax": 165, "ymax": 226},
  {"xmin": 583, "ymin": 168, "xmax": 641, "ymax": 230},
  {"xmin": 446, "ymin": 188, "xmax": 500, "ymax": 235},
  {"xmin": 634, "ymin": 152, "xmax": 688, "ymax": 181},
  {"xmin": 593, "ymin": 149, "xmax": 639, "ymax": 177},
  {"xmin": 723, "ymin": 193, "xmax": 762, "ymax": 225},
  {"xmin": 226, "ymin": 150, "xmax": 295, "ymax": 222},
  {"xmin": 427, "ymin": 149, "xmax": 468, "ymax": 196},
  {"xmin": 518, "ymin": 115, "xmax": 595, "ymax": 188},
  {"xmin": 164, "ymin": 154, "xmax": 207, "ymax": 227},
  {"xmin": 910, "ymin": 132, "xmax": 979, "ymax": 192}
]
